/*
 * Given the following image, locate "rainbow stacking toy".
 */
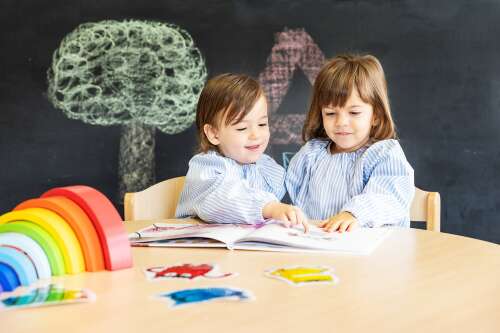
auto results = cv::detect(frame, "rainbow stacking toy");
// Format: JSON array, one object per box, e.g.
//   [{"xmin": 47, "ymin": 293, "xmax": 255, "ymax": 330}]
[{"xmin": 0, "ymin": 185, "xmax": 132, "ymax": 293}]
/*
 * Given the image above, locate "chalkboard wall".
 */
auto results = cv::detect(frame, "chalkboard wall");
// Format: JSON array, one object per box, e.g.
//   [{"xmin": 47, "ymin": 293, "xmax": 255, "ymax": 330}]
[{"xmin": 2, "ymin": 0, "xmax": 500, "ymax": 243}]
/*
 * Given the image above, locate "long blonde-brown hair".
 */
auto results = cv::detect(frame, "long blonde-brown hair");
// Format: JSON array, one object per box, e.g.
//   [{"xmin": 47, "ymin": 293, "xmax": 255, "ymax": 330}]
[
  {"xmin": 303, "ymin": 54, "xmax": 396, "ymax": 143},
  {"xmin": 196, "ymin": 73, "xmax": 263, "ymax": 152}
]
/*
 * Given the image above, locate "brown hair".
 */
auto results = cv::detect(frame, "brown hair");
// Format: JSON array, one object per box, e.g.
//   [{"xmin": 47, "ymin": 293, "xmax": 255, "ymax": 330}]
[
  {"xmin": 196, "ymin": 73, "xmax": 264, "ymax": 152},
  {"xmin": 303, "ymin": 54, "xmax": 396, "ymax": 143}
]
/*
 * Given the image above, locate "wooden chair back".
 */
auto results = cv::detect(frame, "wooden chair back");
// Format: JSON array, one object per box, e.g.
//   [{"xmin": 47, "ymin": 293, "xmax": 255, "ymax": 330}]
[
  {"xmin": 410, "ymin": 187, "xmax": 441, "ymax": 232},
  {"xmin": 124, "ymin": 176, "xmax": 186, "ymax": 221}
]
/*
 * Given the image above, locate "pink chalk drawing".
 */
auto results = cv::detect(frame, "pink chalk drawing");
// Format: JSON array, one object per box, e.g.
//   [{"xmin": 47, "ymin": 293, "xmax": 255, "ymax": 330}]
[{"xmin": 258, "ymin": 28, "xmax": 326, "ymax": 145}]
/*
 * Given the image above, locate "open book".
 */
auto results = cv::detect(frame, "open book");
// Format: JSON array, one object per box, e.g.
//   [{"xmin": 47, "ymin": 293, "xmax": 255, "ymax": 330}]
[{"xmin": 128, "ymin": 221, "xmax": 392, "ymax": 255}]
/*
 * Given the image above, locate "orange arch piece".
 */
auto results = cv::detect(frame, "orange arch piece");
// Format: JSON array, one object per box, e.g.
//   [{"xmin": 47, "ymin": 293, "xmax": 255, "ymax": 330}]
[
  {"xmin": 15, "ymin": 197, "xmax": 105, "ymax": 272},
  {"xmin": 42, "ymin": 186, "xmax": 132, "ymax": 271}
]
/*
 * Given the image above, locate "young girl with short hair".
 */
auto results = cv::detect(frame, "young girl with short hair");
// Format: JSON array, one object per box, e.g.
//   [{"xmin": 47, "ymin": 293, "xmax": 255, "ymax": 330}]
[{"xmin": 176, "ymin": 73, "xmax": 308, "ymax": 230}]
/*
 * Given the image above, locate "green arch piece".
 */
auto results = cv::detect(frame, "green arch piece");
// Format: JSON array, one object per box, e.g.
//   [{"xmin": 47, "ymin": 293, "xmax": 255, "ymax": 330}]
[{"xmin": 0, "ymin": 221, "xmax": 65, "ymax": 276}]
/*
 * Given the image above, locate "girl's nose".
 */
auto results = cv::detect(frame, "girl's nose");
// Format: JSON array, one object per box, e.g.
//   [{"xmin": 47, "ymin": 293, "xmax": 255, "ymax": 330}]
[
  {"xmin": 335, "ymin": 113, "xmax": 349, "ymax": 127},
  {"xmin": 248, "ymin": 126, "xmax": 261, "ymax": 140}
]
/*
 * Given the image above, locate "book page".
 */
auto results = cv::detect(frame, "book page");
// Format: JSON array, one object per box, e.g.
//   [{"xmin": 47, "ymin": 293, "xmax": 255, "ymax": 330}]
[
  {"xmin": 129, "ymin": 223, "xmax": 258, "ymax": 246},
  {"xmin": 237, "ymin": 223, "xmax": 392, "ymax": 255},
  {"xmin": 133, "ymin": 237, "xmax": 227, "ymax": 248}
]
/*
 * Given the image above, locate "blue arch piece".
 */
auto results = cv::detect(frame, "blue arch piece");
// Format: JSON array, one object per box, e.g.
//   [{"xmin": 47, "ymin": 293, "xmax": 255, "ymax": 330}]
[
  {"xmin": 0, "ymin": 233, "xmax": 52, "ymax": 279},
  {"xmin": 0, "ymin": 262, "xmax": 21, "ymax": 292},
  {"xmin": 0, "ymin": 246, "xmax": 38, "ymax": 286}
]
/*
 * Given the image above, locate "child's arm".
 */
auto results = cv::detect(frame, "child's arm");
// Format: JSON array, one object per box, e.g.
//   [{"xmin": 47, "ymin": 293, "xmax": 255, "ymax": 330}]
[
  {"xmin": 285, "ymin": 140, "xmax": 325, "ymax": 205},
  {"xmin": 258, "ymin": 154, "xmax": 287, "ymax": 200},
  {"xmin": 285, "ymin": 147, "xmax": 308, "ymax": 205},
  {"xmin": 258, "ymin": 155, "xmax": 309, "ymax": 231},
  {"xmin": 176, "ymin": 153, "xmax": 295, "ymax": 225},
  {"xmin": 341, "ymin": 142, "xmax": 415, "ymax": 228}
]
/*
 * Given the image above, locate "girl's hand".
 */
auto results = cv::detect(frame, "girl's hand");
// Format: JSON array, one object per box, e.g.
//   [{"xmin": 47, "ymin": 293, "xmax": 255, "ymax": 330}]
[
  {"xmin": 262, "ymin": 202, "xmax": 309, "ymax": 233},
  {"xmin": 320, "ymin": 211, "xmax": 358, "ymax": 233}
]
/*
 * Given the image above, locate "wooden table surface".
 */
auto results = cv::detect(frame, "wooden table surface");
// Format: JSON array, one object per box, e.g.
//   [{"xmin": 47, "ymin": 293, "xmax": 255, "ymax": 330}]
[{"xmin": 2, "ymin": 219, "xmax": 500, "ymax": 333}]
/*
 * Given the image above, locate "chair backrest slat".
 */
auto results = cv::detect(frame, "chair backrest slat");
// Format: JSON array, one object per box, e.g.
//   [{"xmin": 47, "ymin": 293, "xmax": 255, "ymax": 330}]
[
  {"xmin": 410, "ymin": 187, "xmax": 441, "ymax": 232},
  {"xmin": 124, "ymin": 176, "xmax": 185, "ymax": 221}
]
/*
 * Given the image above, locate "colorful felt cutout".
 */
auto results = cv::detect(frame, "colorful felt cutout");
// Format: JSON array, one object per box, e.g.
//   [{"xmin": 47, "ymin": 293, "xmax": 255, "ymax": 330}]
[
  {"xmin": 265, "ymin": 266, "xmax": 338, "ymax": 286},
  {"xmin": 145, "ymin": 263, "xmax": 235, "ymax": 281},
  {"xmin": 0, "ymin": 233, "xmax": 51, "ymax": 279},
  {"xmin": 157, "ymin": 287, "xmax": 252, "ymax": 307},
  {"xmin": 0, "ymin": 284, "xmax": 95, "ymax": 311}
]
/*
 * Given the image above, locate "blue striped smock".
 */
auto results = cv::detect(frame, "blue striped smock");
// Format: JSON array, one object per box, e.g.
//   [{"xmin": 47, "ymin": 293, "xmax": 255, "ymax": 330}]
[
  {"xmin": 175, "ymin": 150, "xmax": 286, "ymax": 224},
  {"xmin": 285, "ymin": 139, "xmax": 415, "ymax": 227}
]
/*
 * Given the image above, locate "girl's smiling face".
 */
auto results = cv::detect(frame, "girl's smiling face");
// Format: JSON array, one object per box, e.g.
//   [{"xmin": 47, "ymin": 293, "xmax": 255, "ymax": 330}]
[
  {"xmin": 204, "ymin": 95, "xmax": 270, "ymax": 164},
  {"xmin": 322, "ymin": 88, "xmax": 376, "ymax": 153}
]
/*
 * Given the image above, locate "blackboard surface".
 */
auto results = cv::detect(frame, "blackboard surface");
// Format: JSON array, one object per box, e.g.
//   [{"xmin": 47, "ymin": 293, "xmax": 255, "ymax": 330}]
[{"xmin": 1, "ymin": 0, "xmax": 500, "ymax": 243}]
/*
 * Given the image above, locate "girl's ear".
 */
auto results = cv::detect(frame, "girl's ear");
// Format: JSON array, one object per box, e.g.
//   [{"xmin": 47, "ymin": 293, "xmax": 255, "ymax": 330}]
[
  {"xmin": 371, "ymin": 114, "xmax": 380, "ymax": 127},
  {"xmin": 203, "ymin": 124, "xmax": 220, "ymax": 145}
]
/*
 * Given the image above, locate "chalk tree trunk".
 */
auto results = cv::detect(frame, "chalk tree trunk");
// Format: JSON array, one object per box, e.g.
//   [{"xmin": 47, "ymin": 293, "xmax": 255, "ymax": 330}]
[{"xmin": 118, "ymin": 121, "xmax": 156, "ymax": 201}]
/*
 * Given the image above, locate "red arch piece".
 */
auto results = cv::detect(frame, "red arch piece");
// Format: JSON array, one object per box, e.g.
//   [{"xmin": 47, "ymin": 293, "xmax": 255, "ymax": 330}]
[
  {"xmin": 41, "ymin": 186, "xmax": 132, "ymax": 271},
  {"xmin": 14, "ymin": 197, "xmax": 105, "ymax": 272}
]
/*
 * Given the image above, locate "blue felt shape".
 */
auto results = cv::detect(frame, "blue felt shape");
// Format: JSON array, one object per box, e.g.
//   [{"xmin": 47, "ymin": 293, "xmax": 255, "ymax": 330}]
[{"xmin": 160, "ymin": 287, "xmax": 249, "ymax": 306}]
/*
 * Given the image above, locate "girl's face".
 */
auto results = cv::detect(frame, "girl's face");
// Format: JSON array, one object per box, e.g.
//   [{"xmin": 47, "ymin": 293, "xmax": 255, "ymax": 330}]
[
  {"xmin": 322, "ymin": 88, "xmax": 376, "ymax": 153},
  {"xmin": 204, "ymin": 95, "xmax": 270, "ymax": 164}
]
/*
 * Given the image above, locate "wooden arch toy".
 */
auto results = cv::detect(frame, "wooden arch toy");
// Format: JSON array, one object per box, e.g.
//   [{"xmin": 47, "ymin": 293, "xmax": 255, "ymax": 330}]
[
  {"xmin": 0, "ymin": 246, "xmax": 38, "ymax": 286},
  {"xmin": 15, "ymin": 197, "xmax": 105, "ymax": 272},
  {"xmin": 42, "ymin": 186, "xmax": 132, "ymax": 271},
  {"xmin": 0, "ymin": 184, "xmax": 132, "ymax": 293},
  {"xmin": 0, "ymin": 233, "xmax": 51, "ymax": 279}
]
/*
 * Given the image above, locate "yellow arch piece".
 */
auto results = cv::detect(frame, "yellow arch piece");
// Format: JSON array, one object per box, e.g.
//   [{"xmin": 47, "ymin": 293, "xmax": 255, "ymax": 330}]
[{"xmin": 0, "ymin": 208, "xmax": 85, "ymax": 274}]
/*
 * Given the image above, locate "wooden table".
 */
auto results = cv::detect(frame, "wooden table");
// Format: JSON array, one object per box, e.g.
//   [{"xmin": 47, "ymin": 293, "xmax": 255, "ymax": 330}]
[{"xmin": 2, "ymin": 219, "xmax": 500, "ymax": 333}]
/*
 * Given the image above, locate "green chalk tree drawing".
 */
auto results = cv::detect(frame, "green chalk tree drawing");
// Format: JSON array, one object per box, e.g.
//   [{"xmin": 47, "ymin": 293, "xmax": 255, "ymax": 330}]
[{"xmin": 47, "ymin": 20, "xmax": 207, "ymax": 199}]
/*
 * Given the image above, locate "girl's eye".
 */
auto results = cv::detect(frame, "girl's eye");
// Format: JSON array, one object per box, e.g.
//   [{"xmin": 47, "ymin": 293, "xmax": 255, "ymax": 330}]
[
  {"xmin": 350, "ymin": 112, "xmax": 361, "ymax": 115},
  {"xmin": 236, "ymin": 128, "xmax": 247, "ymax": 132},
  {"xmin": 258, "ymin": 123, "xmax": 268, "ymax": 127},
  {"xmin": 325, "ymin": 112, "xmax": 336, "ymax": 116}
]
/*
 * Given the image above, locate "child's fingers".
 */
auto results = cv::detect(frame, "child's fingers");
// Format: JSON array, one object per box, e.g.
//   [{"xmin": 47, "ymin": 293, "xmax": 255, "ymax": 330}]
[
  {"xmin": 302, "ymin": 220, "xmax": 310, "ymax": 233},
  {"xmin": 346, "ymin": 221, "xmax": 358, "ymax": 232},
  {"xmin": 276, "ymin": 213, "xmax": 291, "ymax": 228},
  {"xmin": 319, "ymin": 218, "xmax": 332, "ymax": 228},
  {"xmin": 281, "ymin": 220, "xmax": 291, "ymax": 228},
  {"xmin": 286, "ymin": 209, "xmax": 298, "ymax": 227},
  {"xmin": 338, "ymin": 220, "xmax": 350, "ymax": 233},
  {"xmin": 295, "ymin": 208, "xmax": 309, "ymax": 233},
  {"xmin": 324, "ymin": 220, "xmax": 341, "ymax": 233}
]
